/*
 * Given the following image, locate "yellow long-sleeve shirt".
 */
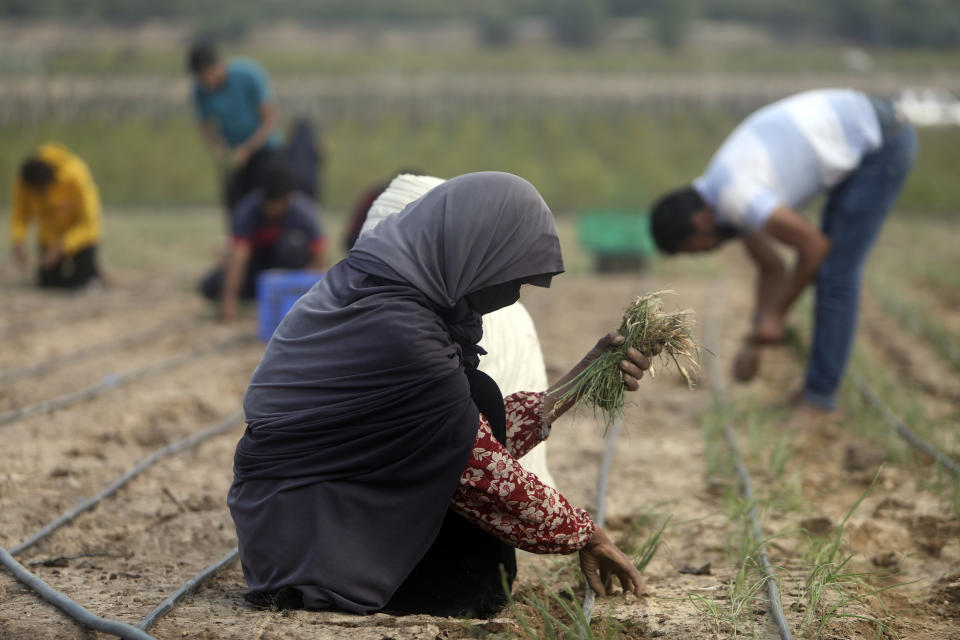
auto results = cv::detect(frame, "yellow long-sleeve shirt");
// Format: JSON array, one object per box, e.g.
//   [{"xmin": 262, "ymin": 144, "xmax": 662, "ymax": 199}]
[{"xmin": 10, "ymin": 143, "xmax": 102, "ymax": 256}]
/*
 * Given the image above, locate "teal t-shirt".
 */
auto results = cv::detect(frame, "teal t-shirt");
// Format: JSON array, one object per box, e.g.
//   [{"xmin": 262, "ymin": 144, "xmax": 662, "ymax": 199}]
[{"xmin": 193, "ymin": 58, "xmax": 282, "ymax": 150}]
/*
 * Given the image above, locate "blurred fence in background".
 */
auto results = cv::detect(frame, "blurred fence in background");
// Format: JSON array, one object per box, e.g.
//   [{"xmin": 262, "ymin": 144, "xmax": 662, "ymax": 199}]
[{"xmin": 2, "ymin": 71, "xmax": 958, "ymax": 124}]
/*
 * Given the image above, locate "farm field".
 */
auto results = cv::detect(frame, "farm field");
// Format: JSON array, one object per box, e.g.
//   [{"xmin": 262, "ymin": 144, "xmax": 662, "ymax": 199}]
[
  {"xmin": 4, "ymin": 20, "xmax": 960, "ymax": 216},
  {"xmin": 1, "ymin": 210, "xmax": 958, "ymax": 639}
]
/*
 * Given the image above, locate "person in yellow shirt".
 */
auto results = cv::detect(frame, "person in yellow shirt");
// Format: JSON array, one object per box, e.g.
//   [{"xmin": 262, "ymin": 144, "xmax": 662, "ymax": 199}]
[{"xmin": 10, "ymin": 143, "xmax": 105, "ymax": 289}]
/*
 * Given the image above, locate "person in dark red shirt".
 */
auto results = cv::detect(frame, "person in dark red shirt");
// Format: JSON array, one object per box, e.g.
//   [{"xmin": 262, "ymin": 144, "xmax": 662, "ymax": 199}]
[
  {"xmin": 200, "ymin": 157, "xmax": 326, "ymax": 322},
  {"xmin": 342, "ymin": 168, "xmax": 424, "ymax": 251}
]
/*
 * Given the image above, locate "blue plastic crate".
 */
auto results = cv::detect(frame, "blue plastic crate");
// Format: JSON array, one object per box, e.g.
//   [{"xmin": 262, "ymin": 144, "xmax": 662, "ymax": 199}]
[{"xmin": 256, "ymin": 270, "xmax": 325, "ymax": 341}]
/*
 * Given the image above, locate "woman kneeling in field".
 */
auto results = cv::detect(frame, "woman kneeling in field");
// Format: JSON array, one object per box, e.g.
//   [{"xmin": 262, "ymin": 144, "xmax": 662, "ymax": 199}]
[{"xmin": 229, "ymin": 172, "xmax": 654, "ymax": 617}]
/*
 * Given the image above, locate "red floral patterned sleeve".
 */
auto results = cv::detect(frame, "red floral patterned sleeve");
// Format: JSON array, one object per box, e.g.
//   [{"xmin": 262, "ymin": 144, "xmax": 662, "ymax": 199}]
[
  {"xmin": 502, "ymin": 391, "xmax": 550, "ymax": 460},
  {"xmin": 450, "ymin": 391, "xmax": 596, "ymax": 554}
]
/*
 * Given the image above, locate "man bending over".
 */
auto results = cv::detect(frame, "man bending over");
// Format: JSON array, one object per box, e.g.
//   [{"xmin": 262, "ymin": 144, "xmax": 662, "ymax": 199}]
[{"xmin": 650, "ymin": 89, "xmax": 916, "ymax": 412}]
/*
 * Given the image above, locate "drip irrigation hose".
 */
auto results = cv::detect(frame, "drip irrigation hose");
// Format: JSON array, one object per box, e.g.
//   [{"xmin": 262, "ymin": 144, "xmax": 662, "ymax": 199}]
[
  {"xmin": 0, "ymin": 545, "xmax": 156, "ymax": 640},
  {"xmin": 720, "ymin": 424, "xmax": 793, "ymax": 640},
  {"xmin": 852, "ymin": 374, "xmax": 960, "ymax": 477},
  {"xmin": 11, "ymin": 411, "xmax": 244, "ymax": 556},
  {"xmin": 137, "ymin": 547, "xmax": 239, "ymax": 631},
  {"xmin": 706, "ymin": 295, "xmax": 793, "ymax": 640},
  {"xmin": 0, "ymin": 334, "xmax": 251, "ymax": 427},
  {"xmin": 0, "ymin": 319, "xmax": 188, "ymax": 384},
  {"xmin": 580, "ymin": 415, "xmax": 623, "ymax": 629}
]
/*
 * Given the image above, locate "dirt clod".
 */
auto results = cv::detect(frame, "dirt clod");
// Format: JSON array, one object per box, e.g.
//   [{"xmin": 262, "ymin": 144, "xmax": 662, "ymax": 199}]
[
  {"xmin": 872, "ymin": 497, "xmax": 915, "ymax": 516},
  {"xmin": 800, "ymin": 516, "xmax": 833, "ymax": 536},
  {"xmin": 935, "ymin": 573, "xmax": 960, "ymax": 601},
  {"xmin": 843, "ymin": 443, "xmax": 887, "ymax": 473},
  {"xmin": 910, "ymin": 515, "xmax": 959, "ymax": 558},
  {"xmin": 678, "ymin": 563, "xmax": 712, "ymax": 576},
  {"xmin": 871, "ymin": 551, "xmax": 901, "ymax": 568}
]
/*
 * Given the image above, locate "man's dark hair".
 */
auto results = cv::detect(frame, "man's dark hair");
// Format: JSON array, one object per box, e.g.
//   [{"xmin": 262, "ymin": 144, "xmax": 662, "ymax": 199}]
[
  {"xmin": 260, "ymin": 157, "xmax": 299, "ymax": 201},
  {"xmin": 649, "ymin": 186, "xmax": 705, "ymax": 254},
  {"xmin": 20, "ymin": 157, "xmax": 55, "ymax": 190},
  {"xmin": 187, "ymin": 40, "xmax": 219, "ymax": 74}
]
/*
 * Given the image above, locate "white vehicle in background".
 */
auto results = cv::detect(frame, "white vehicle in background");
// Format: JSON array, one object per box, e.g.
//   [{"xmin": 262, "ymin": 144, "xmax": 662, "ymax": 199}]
[{"xmin": 895, "ymin": 87, "xmax": 960, "ymax": 126}]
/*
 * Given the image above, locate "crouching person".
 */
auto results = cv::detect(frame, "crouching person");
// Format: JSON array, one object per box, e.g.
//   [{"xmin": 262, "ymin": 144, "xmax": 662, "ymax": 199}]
[
  {"xmin": 10, "ymin": 143, "xmax": 106, "ymax": 290},
  {"xmin": 200, "ymin": 158, "xmax": 326, "ymax": 322},
  {"xmin": 228, "ymin": 173, "xmax": 648, "ymax": 619}
]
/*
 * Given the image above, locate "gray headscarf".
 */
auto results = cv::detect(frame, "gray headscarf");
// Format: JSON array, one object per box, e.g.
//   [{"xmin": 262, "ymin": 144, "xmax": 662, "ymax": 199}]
[{"xmin": 348, "ymin": 171, "xmax": 564, "ymax": 307}]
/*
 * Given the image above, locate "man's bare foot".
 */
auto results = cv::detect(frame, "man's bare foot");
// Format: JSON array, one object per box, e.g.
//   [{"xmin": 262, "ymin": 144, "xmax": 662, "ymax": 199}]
[
  {"xmin": 779, "ymin": 398, "xmax": 836, "ymax": 431},
  {"xmin": 786, "ymin": 387, "xmax": 806, "ymax": 407}
]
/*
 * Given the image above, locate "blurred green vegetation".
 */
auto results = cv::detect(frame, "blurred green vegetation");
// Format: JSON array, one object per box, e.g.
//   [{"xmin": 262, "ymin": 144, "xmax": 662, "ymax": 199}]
[
  {"xmin": 873, "ymin": 217, "xmax": 960, "ymax": 282},
  {"xmin": 32, "ymin": 45, "xmax": 960, "ymax": 77},
  {"xmin": 866, "ymin": 215, "xmax": 960, "ymax": 359},
  {"xmin": 0, "ymin": 119, "xmax": 214, "ymax": 207},
  {"xmin": 1, "ymin": 112, "xmax": 956, "ymax": 215},
  {"xmin": 99, "ymin": 207, "xmax": 225, "ymax": 277},
  {"xmin": 95, "ymin": 208, "xmax": 591, "ymax": 278}
]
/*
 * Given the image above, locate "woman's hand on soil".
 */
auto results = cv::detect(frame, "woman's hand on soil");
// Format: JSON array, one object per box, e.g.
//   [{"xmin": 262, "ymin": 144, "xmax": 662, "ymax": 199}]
[{"xmin": 579, "ymin": 526, "xmax": 646, "ymax": 597}]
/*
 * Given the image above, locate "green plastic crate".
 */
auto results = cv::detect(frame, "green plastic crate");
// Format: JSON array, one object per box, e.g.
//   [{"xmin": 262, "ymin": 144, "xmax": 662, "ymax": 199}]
[{"xmin": 577, "ymin": 210, "xmax": 656, "ymax": 257}]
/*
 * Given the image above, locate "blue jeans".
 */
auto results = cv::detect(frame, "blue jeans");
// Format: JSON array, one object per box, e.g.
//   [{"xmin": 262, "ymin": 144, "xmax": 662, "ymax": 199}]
[{"xmin": 803, "ymin": 120, "xmax": 917, "ymax": 409}]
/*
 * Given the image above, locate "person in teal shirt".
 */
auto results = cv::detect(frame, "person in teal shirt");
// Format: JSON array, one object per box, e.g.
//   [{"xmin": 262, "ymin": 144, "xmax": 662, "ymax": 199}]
[{"xmin": 189, "ymin": 40, "xmax": 283, "ymax": 217}]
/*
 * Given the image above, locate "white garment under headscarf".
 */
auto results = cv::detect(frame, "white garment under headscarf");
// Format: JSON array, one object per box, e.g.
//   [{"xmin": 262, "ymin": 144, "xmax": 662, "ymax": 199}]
[{"xmin": 362, "ymin": 174, "xmax": 555, "ymax": 488}]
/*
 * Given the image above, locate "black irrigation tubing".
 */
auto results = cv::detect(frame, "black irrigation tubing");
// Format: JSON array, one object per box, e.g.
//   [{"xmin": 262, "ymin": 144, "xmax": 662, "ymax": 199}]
[
  {"xmin": 580, "ymin": 415, "xmax": 623, "ymax": 629},
  {"xmin": 852, "ymin": 373, "xmax": 960, "ymax": 477},
  {"xmin": 580, "ymin": 280, "xmax": 655, "ymax": 631},
  {"xmin": 3, "ymin": 411, "xmax": 243, "ymax": 637},
  {"xmin": 0, "ymin": 545, "xmax": 157, "ymax": 640},
  {"xmin": 137, "ymin": 546, "xmax": 240, "ymax": 631},
  {"xmin": 0, "ymin": 319, "xmax": 189, "ymax": 384},
  {"xmin": 720, "ymin": 424, "xmax": 793, "ymax": 640},
  {"xmin": 706, "ymin": 296, "xmax": 794, "ymax": 640},
  {"xmin": 0, "ymin": 333, "xmax": 251, "ymax": 428},
  {"xmin": 10, "ymin": 410, "xmax": 244, "ymax": 556}
]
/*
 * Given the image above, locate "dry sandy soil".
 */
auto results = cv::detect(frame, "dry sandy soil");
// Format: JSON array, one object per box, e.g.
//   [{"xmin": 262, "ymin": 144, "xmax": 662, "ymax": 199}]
[{"xmin": 1, "ymin": 249, "xmax": 959, "ymax": 639}]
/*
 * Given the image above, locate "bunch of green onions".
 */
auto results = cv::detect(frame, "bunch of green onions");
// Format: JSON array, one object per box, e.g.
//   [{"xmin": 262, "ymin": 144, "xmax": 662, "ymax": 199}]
[{"xmin": 557, "ymin": 291, "xmax": 699, "ymax": 429}]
